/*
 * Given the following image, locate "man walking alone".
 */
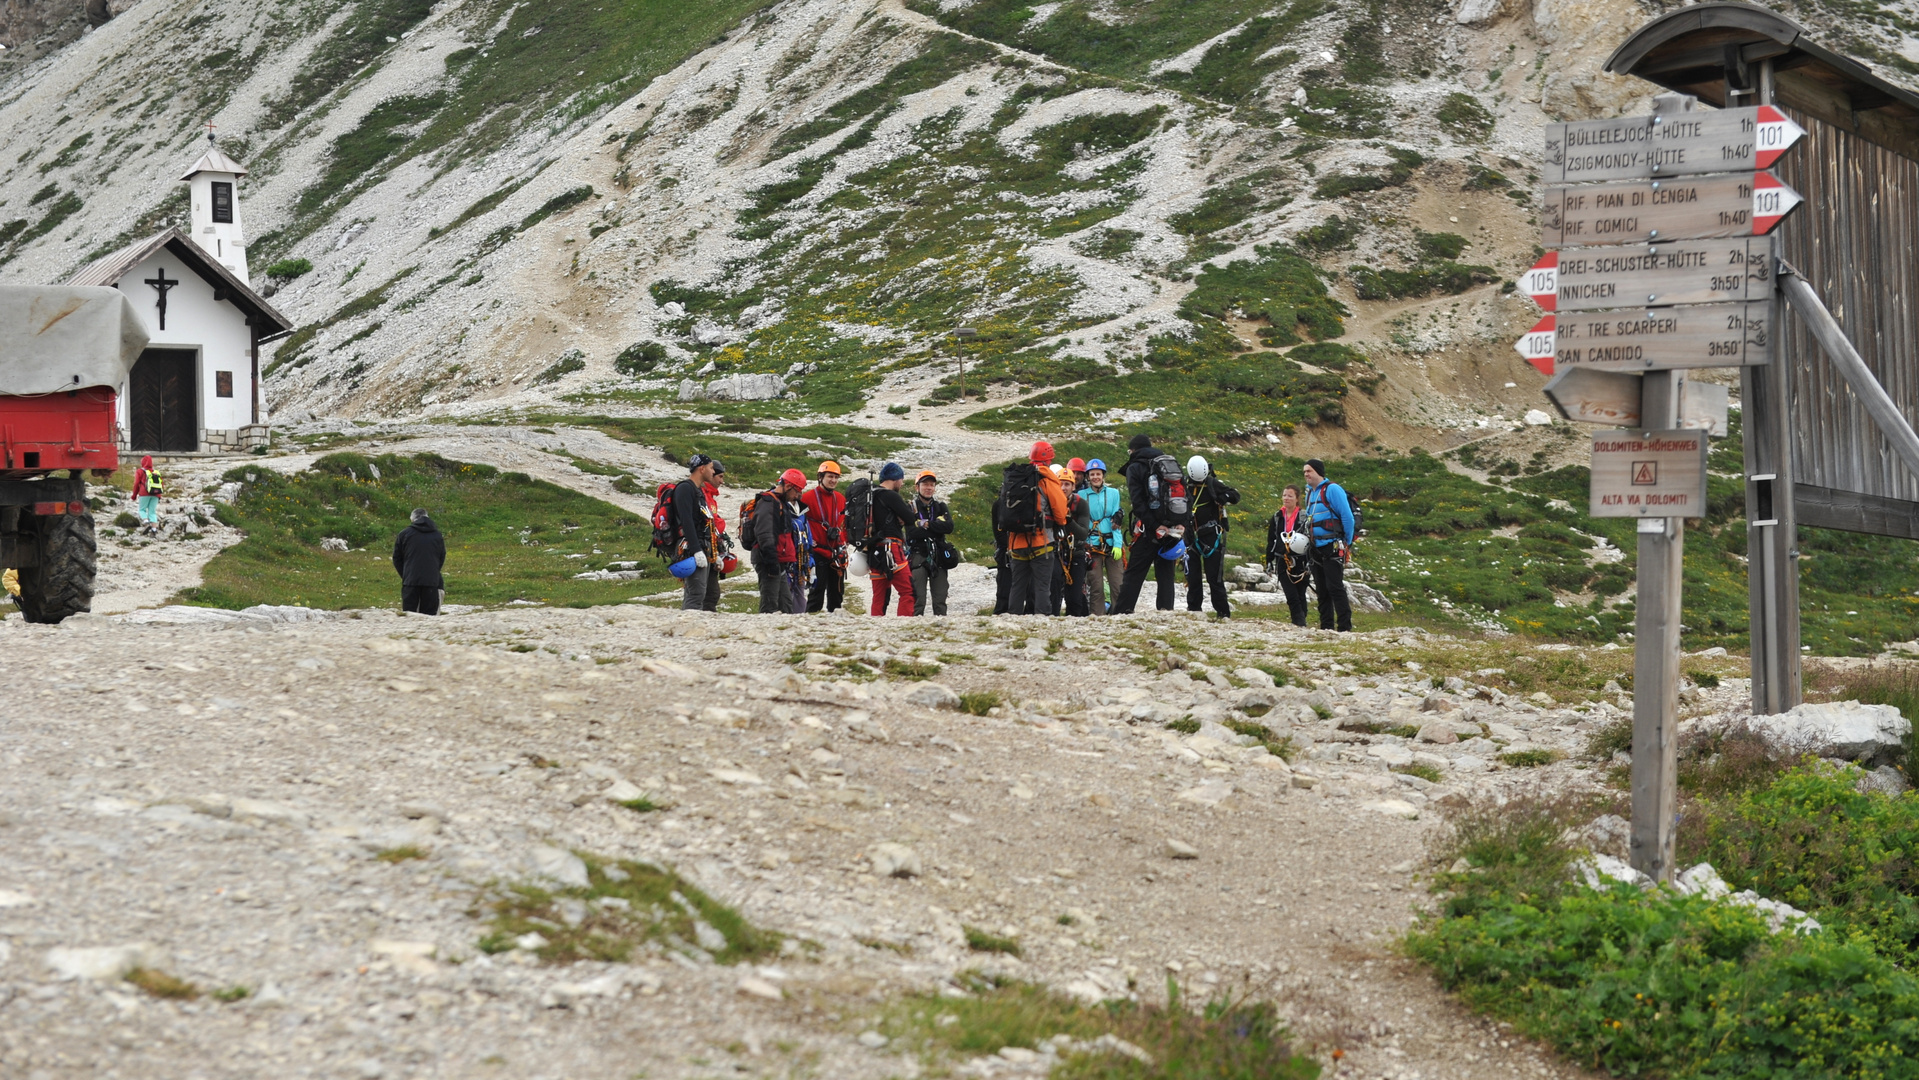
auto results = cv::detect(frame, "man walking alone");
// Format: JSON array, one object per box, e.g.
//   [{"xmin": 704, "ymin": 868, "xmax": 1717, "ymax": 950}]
[{"xmin": 393, "ymin": 508, "xmax": 446, "ymax": 615}]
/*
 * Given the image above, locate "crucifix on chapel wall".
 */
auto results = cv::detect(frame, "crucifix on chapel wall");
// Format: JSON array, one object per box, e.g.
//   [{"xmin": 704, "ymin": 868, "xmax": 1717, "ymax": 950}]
[{"xmin": 144, "ymin": 266, "xmax": 178, "ymax": 330}]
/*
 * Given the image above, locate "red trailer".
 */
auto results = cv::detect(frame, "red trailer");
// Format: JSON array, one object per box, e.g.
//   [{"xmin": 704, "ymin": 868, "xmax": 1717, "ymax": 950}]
[{"xmin": 0, "ymin": 287, "xmax": 149, "ymax": 622}]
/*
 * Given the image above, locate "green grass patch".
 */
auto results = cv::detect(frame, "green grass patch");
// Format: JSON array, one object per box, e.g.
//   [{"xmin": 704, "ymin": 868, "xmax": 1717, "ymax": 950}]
[
  {"xmin": 1166, "ymin": 717, "xmax": 1202, "ymax": 734},
  {"xmin": 1181, "ymin": 245, "xmax": 1346, "ymax": 347},
  {"xmin": 375, "ymin": 845, "xmax": 428, "ymax": 863},
  {"xmin": 618, "ymin": 795, "xmax": 663, "ymax": 813},
  {"xmin": 959, "ymin": 690, "xmax": 1003, "ymax": 716},
  {"xmin": 963, "ymin": 926, "xmax": 1023, "ymax": 955},
  {"xmin": 211, "ymin": 985, "xmax": 251, "ymax": 1003},
  {"xmin": 179, "ymin": 453, "xmax": 679, "ymax": 611},
  {"xmin": 1436, "ymin": 92, "xmax": 1494, "ymax": 142},
  {"xmin": 878, "ymin": 976, "xmax": 1320, "ymax": 1078},
  {"xmin": 126, "ymin": 968, "xmax": 199, "ymax": 1000},
  {"xmin": 1392, "ymin": 762, "xmax": 1443, "ymax": 783},
  {"xmin": 476, "ymin": 852, "xmax": 780, "ymax": 964},
  {"xmin": 1413, "ymin": 772, "xmax": 1919, "ymax": 1076},
  {"xmin": 1496, "ymin": 748, "xmax": 1561, "ymax": 768}
]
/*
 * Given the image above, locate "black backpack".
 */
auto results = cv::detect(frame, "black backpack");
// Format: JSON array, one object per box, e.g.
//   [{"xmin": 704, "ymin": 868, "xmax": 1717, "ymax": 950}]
[
  {"xmin": 843, "ymin": 477, "xmax": 875, "ymax": 552},
  {"xmin": 1146, "ymin": 454, "xmax": 1187, "ymax": 522},
  {"xmin": 999, "ymin": 463, "xmax": 1045, "ymax": 532}
]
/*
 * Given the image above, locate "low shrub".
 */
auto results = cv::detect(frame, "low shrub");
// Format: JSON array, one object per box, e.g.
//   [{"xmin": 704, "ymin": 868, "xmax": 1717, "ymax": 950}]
[
  {"xmin": 959, "ymin": 690, "xmax": 1002, "ymax": 716},
  {"xmin": 1498, "ymin": 748, "xmax": 1561, "ymax": 768},
  {"xmin": 1392, "ymin": 762, "xmax": 1443, "ymax": 783},
  {"xmin": 963, "ymin": 926, "xmax": 1022, "ymax": 955}
]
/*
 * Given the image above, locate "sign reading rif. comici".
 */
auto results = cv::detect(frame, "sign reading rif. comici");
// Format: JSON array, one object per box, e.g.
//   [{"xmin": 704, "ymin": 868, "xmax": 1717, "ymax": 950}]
[
  {"xmin": 1541, "ymin": 171, "xmax": 1802, "ymax": 247},
  {"xmin": 1542, "ymin": 105, "xmax": 1806, "ymax": 183},
  {"xmin": 1589, "ymin": 428, "xmax": 1709, "ymax": 517}
]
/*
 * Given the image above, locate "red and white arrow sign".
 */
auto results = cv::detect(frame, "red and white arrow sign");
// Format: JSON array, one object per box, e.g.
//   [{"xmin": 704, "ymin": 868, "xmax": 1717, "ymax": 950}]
[
  {"xmin": 1521, "ymin": 252, "xmax": 1557, "ymax": 311},
  {"xmin": 1754, "ymin": 105, "xmax": 1807, "ymax": 169},
  {"xmin": 1752, "ymin": 172, "xmax": 1803, "ymax": 234},
  {"xmin": 1515, "ymin": 314, "xmax": 1556, "ymax": 376}
]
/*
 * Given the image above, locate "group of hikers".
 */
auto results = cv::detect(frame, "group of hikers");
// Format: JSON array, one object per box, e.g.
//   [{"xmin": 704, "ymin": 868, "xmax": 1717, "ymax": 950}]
[{"xmin": 653, "ymin": 434, "xmax": 1360, "ymax": 630}]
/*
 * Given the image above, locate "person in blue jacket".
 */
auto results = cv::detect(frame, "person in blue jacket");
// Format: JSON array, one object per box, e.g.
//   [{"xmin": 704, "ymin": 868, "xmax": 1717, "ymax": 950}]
[
  {"xmin": 1078, "ymin": 459, "xmax": 1125, "ymax": 614},
  {"xmin": 1302, "ymin": 458, "xmax": 1354, "ymax": 632}
]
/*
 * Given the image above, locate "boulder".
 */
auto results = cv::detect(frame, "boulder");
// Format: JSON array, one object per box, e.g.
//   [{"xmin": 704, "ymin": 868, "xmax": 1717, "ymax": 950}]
[
  {"xmin": 869, "ymin": 843, "xmax": 921, "ymax": 878},
  {"xmin": 1416, "ymin": 722, "xmax": 1458, "ymax": 745},
  {"xmin": 1347, "ymin": 582, "xmax": 1393, "ymax": 612},
  {"xmin": 1747, "ymin": 701, "xmax": 1910, "ymax": 766},
  {"xmin": 899, "ymin": 682, "xmax": 961, "ymax": 710}
]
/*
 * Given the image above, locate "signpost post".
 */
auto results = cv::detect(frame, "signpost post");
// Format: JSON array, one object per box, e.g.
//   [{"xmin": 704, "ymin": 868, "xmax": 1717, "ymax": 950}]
[{"xmin": 1519, "ymin": 91, "xmax": 1806, "ymax": 882}]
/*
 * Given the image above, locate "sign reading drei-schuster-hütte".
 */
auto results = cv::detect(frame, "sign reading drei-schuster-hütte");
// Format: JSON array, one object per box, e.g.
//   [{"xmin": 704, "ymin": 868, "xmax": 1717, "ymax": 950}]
[
  {"xmin": 1541, "ymin": 105, "xmax": 1805, "ymax": 183},
  {"xmin": 1590, "ymin": 429, "xmax": 1708, "ymax": 518},
  {"xmin": 1553, "ymin": 236, "xmax": 1774, "ymax": 311}
]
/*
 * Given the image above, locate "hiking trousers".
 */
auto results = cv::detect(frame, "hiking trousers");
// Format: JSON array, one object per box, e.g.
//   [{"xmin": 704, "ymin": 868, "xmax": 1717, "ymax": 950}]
[
  {"xmin": 1112, "ymin": 533, "xmax": 1177, "ymax": 614},
  {"xmin": 1278, "ymin": 563, "xmax": 1310, "ymax": 626},
  {"xmin": 681, "ymin": 563, "xmax": 717, "ymax": 611},
  {"xmin": 1061, "ymin": 550, "xmax": 1090, "ymax": 617},
  {"xmin": 911, "ymin": 561, "xmax": 948, "ymax": 616},
  {"xmin": 869, "ymin": 541, "xmax": 915, "ymax": 616},
  {"xmin": 807, "ymin": 560, "xmax": 844, "ymax": 612},
  {"xmin": 1310, "ymin": 546, "xmax": 1353, "ymax": 632},
  {"xmin": 1084, "ymin": 551, "xmax": 1124, "ymax": 614},
  {"xmin": 756, "ymin": 562, "xmax": 793, "ymax": 614},
  {"xmin": 401, "ymin": 586, "xmax": 441, "ymax": 615},
  {"xmin": 992, "ymin": 548, "xmax": 1011, "ymax": 614},
  {"xmin": 1006, "ymin": 550, "xmax": 1056, "ymax": 615},
  {"xmin": 1185, "ymin": 547, "xmax": 1229, "ymax": 617}
]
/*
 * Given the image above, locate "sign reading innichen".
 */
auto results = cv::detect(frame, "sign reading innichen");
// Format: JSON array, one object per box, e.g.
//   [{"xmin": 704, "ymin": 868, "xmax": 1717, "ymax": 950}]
[
  {"xmin": 1552, "ymin": 236, "xmax": 1775, "ymax": 311},
  {"xmin": 1590, "ymin": 429, "xmax": 1709, "ymax": 517},
  {"xmin": 1542, "ymin": 105, "xmax": 1806, "ymax": 183}
]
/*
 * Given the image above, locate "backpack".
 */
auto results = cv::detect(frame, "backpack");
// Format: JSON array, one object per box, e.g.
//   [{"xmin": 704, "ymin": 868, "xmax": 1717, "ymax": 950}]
[
  {"xmin": 1145, "ymin": 454, "xmax": 1186, "ymax": 521},
  {"xmin": 144, "ymin": 468, "xmax": 164, "ymax": 496},
  {"xmin": 999, "ymin": 463, "xmax": 1045, "ymax": 532},
  {"xmin": 843, "ymin": 477, "xmax": 875, "ymax": 551},
  {"xmin": 740, "ymin": 490, "xmax": 783, "ymax": 551},
  {"xmin": 648, "ymin": 481, "xmax": 680, "ymax": 559}
]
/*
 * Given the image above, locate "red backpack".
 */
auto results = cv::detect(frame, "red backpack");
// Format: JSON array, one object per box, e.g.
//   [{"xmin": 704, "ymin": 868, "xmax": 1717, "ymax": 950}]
[{"xmin": 648, "ymin": 482, "xmax": 680, "ymax": 559}]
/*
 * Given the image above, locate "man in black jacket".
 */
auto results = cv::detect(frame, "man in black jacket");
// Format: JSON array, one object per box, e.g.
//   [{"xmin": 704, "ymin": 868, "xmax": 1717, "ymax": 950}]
[
  {"xmin": 675, "ymin": 454, "xmax": 721, "ymax": 610},
  {"xmin": 751, "ymin": 469, "xmax": 807, "ymax": 613},
  {"xmin": 392, "ymin": 508, "xmax": 446, "ymax": 615},
  {"xmin": 1184, "ymin": 455, "xmax": 1239, "ymax": 618},
  {"xmin": 1109, "ymin": 434, "xmax": 1185, "ymax": 614},
  {"xmin": 907, "ymin": 470, "xmax": 955, "ymax": 616}
]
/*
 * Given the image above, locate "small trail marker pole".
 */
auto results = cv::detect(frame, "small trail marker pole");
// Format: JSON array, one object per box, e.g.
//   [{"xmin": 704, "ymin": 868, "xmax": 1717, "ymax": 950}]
[{"xmin": 954, "ymin": 326, "xmax": 978, "ymax": 404}]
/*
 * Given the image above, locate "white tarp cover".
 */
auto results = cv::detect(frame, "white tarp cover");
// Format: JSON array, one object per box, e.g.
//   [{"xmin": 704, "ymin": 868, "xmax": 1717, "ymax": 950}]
[{"xmin": 0, "ymin": 286, "xmax": 149, "ymax": 394}]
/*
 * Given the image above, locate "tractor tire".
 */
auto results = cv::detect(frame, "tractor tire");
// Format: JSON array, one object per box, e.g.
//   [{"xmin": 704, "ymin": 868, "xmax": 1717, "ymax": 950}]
[{"xmin": 17, "ymin": 512, "xmax": 96, "ymax": 624}]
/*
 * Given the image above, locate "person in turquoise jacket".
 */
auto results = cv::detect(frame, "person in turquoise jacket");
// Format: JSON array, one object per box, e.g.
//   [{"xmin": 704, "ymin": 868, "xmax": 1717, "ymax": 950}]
[
  {"xmin": 1078, "ymin": 458, "xmax": 1125, "ymax": 615},
  {"xmin": 1302, "ymin": 458, "xmax": 1355, "ymax": 632}
]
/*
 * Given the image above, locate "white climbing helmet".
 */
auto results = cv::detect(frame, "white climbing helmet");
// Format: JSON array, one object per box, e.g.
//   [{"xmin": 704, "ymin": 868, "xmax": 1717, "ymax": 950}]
[{"xmin": 1187, "ymin": 455, "xmax": 1209, "ymax": 482}]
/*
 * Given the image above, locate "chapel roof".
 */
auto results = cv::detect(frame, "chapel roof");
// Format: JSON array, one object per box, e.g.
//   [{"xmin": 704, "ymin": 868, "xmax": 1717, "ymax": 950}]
[
  {"xmin": 66, "ymin": 227, "xmax": 293, "ymax": 340},
  {"xmin": 179, "ymin": 147, "xmax": 248, "ymax": 180}
]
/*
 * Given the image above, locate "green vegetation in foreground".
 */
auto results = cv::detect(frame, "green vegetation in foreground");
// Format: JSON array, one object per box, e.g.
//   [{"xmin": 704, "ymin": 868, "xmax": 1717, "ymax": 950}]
[
  {"xmin": 942, "ymin": 435, "xmax": 1919, "ymax": 654},
  {"xmin": 180, "ymin": 453, "xmax": 678, "ymax": 611},
  {"xmin": 514, "ymin": 414, "xmax": 919, "ymax": 489},
  {"xmin": 1410, "ymin": 767, "xmax": 1919, "ymax": 1077},
  {"xmin": 475, "ymin": 852, "xmax": 781, "ymax": 964},
  {"xmin": 878, "ymin": 976, "xmax": 1320, "ymax": 1079}
]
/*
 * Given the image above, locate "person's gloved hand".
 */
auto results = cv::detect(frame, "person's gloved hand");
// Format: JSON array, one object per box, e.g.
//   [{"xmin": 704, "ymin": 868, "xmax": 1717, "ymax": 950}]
[{"xmin": 694, "ymin": 551, "xmax": 710, "ymax": 569}]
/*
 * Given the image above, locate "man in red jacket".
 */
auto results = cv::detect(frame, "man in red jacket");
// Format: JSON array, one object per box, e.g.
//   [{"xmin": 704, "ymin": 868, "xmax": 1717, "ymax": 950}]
[{"xmin": 801, "ymin": 460, "xmax": 847, "ymax": 613}]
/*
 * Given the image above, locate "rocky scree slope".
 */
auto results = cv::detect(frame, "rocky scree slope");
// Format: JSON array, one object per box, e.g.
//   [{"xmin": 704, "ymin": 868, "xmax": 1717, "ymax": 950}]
[{"xmin": 0, "ymin": 0, "xmax": 1914, "ymax": 450}]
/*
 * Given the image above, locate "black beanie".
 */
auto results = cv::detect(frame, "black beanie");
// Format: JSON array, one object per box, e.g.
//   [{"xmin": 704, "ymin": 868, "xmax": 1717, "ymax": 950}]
[
  {"xmin": 1305, "ymin": 458, "xmax": 1327, "ymax": 476},
  {"xmin": 1128, "ymin": 434, "xmax": 1152, "ymax": 450}
]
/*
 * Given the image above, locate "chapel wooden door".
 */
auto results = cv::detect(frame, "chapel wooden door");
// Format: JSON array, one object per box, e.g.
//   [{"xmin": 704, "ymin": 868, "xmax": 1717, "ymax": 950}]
[{"xmin": 129, "ymin": 349, "xmax": 198, "ymax": 452}]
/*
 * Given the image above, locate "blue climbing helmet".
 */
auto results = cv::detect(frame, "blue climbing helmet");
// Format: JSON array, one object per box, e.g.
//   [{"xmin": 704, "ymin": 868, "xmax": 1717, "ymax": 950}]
[
  {"xmin": 1158, "ymin": 537, "xmax": 1186, "ymax": 562},
  {"xmin": 1085, "ymin": 458, "xmax": 1107, "ymax": 472},
  {"xmin": 668, "ymin": 555, "xmax": 700, "ymax": 579}
]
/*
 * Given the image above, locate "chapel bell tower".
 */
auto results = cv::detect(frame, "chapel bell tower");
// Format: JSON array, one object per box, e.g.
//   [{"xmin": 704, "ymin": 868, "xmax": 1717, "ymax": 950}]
[{"xmin": 181, "ymin": 129, "xmax": 251, "ymax": 286}]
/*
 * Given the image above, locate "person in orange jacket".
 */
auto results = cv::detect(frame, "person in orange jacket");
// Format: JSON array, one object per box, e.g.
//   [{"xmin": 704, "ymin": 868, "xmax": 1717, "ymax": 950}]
[{"xmin": 1004, "ymin": 441, "xmax": 1071, "ymax": 615}]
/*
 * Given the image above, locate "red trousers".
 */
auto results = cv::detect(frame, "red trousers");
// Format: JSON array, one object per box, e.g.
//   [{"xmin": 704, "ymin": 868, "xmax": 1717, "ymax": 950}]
[{"xmin": 869, "ymin": 539, "xmax": 915, "ymax": 616}]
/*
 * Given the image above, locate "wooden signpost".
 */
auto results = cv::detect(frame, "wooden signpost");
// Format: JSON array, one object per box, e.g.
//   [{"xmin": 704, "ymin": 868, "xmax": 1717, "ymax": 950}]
[{"xmin": 1521, "ymin": 92, "xmax": 1807, "ymax": 883}]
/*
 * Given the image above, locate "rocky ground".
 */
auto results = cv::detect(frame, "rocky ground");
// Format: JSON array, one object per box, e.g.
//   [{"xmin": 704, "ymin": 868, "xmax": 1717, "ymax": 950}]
[{"xmin": 0, "ymin": 593, "xmax": 1698, "ymax": 1080}]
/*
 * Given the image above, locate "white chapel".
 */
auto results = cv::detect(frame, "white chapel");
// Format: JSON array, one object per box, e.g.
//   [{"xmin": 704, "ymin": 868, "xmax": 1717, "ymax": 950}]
[{"xmin": 65, "ymin": 136, "xmax": 293, "ymax": 453}]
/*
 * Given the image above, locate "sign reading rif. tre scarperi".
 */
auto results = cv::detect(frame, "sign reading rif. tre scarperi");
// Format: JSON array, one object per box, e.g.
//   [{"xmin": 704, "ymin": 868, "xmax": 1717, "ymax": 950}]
[{"xmin": 1589, "ymin": 429, "xmax": 1709, "ymax": 517}]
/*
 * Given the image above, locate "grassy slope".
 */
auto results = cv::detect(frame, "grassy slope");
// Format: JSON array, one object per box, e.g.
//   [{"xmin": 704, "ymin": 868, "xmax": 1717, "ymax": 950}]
[{"xmin": 183, "ymin": 453, "xmax": 679, "ymax": 610}]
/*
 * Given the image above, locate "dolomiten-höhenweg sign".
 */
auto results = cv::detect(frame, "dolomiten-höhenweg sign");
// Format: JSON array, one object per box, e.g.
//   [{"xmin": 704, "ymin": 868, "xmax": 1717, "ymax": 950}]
[{"xmin": 1589, "ymin": 429, "xmax": 1708, "ymax": 518}]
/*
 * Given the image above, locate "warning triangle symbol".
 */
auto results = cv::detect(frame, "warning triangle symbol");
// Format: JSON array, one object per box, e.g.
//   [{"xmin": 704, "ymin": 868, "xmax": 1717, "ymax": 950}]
[{"xmin": 1633, "ymin": 461, "xmax": 1658, "ymax": 484}]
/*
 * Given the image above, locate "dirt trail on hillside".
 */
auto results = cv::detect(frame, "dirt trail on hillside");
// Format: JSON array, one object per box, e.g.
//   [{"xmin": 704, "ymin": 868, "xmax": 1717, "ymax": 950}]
[{"xmin": 0, "ymin": 603, "xmax": 1608, "ymax": 1080}]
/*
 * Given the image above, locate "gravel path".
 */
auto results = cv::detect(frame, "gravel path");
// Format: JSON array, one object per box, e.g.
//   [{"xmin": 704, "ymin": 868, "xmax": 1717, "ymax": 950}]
[{"xmin": 0, "ymin": 602, "xmax": 1609, "ymax": 1080}]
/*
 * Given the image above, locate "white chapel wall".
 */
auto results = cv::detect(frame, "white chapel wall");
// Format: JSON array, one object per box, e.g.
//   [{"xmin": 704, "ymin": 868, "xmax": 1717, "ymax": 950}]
[{"xmin": 114, "ymin": 249, "xmax": 256, "ymax": 441}]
